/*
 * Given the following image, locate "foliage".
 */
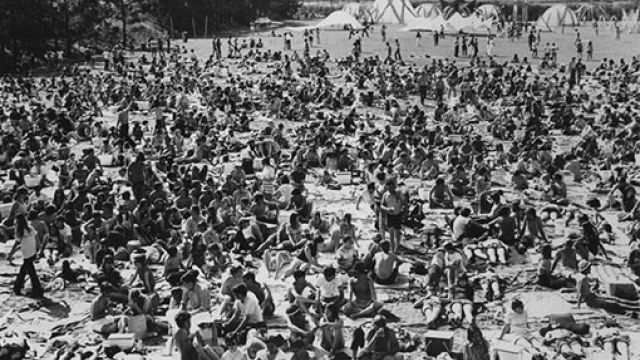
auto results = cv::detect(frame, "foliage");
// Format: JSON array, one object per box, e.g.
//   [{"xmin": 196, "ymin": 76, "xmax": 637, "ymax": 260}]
[{"xmin": 0, "ymin": 0, "xmax": 301, "ymax": 73}]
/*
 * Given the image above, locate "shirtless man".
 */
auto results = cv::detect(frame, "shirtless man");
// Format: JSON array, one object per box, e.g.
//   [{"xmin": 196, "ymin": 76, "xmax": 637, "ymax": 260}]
[
  {"xmin": 372, "ymin": 240, "xmax": 402, "ymax": 285},
  {"xmin": 343, "ymin": 263, "xmax": 384, "ymax": 319}
]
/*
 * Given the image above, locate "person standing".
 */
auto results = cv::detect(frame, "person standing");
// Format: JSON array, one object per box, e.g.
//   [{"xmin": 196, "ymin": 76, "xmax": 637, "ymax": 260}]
[
  {"xmin": 433, "ymin": 31, "xmax": 439, "ymax": 46},
  {"xmin": 216, "ymin": 38, "xmax": 222, "ymax": 60},
  {"xmin": 117, "ymin": 102, "xmax": 135, "ymax": 150},
  {"xmin": 128, "ymin": 152, "xmax": 148, "ymax": 201},
  {"xmin": 486, "ymin": 37, "xmax": 494, "ymax": 57},
  {"xmin": 384, "ymin": 42, "xmax": 393, "ymax": 64},
  {"xmin": 381, "ymin": 24, "xmax": 387, "ymax": 42},
  {"xmin": 576, "ymin": 39, "xmax": 583, "ymax": 59},
  {"xmin": 586, "ymin": 40, "xmax": 593, "ymax": 61},
  {"xmin": 13, "ymin": 214, "xmax": 44, "ymax": 298},
  {"xmin": 316, "ymin": 28, "xmax": 320, "ymax": 44},
  {"xmin": 461, "ymin": 35, "xmax": 467, "ymax": 57},
  {"xmin": 415, "ymin": 31, "xmax": 422, "ymax": 47},
  {"xmin": 393, "ymin": 39, "xmax": 402, "ymax": 63},
  {"xmin": 471, "ymin": 36, "xmax": 478, "ymax": 58},
  {"xmin": 418, "ymin": 70, "xmax": 429, "ymax": 105},
  {"xmin": 593, "ymin": 19, "xmax": 599, "ymax": 36},
  {"xmin": 454, "ymin": 36, "xmax": 460, "ymax": 58},
  {"xmin": 380, "ymin": 180, "xmax": 404, "ymax": 253}
]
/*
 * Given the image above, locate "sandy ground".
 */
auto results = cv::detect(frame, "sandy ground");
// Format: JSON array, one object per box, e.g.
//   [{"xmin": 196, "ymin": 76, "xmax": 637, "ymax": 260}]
[{"xmin": 2, "ymin": 21, "xmax": 640, "ymax": 360}]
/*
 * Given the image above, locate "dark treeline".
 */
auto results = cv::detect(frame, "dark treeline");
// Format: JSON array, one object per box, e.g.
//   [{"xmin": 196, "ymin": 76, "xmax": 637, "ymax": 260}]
[{"xmin": 0, "ymin": 0, "xmax": 300, "ymax": 73}]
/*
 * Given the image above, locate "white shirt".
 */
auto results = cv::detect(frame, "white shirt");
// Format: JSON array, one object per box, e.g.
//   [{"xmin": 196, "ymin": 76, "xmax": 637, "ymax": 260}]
[
  {"xmin": 452, "ymin": 215, "xmax": 469, "ymax": 240},
  {"xmin": 237, "ymin": 292, "xmax": 263, "ymax": 324},
  {"xmin": 256, "ymin": 349, "xmax": 287, "ymax": 360},
  {"xmin": 260, "ymin": 165, "xmax": 276, "ymax": 182},
  {"xmin": 221, "ymin": 349, "xmax": 246, "ymax": 360},
  {"xmin": 316, "ymin": 276, "xmax": 341, "ymax": 299},
  {"xmin": 19, "ymin": 230, "xmax": 37, "ymax": 259},
  {"xmin": 276, "ymin": 184, "xmax": 294, "ymax": 204}
]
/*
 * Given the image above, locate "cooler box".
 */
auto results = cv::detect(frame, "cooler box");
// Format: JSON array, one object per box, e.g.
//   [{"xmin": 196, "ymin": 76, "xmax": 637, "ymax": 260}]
[
  {"xmin": 99, "ymin": 154, "xmax": 114, "ymax": 167},
  {"xmin": 608, "ymin": 281, "xmax": 638, "ymax": 300},
  {"xmin": 335, "ymin": 172, "xmax": 351, "ymax": 185},
  {"xmin": 404, "ymin": 178, "xmax": 421, "ymax": 189},
  {"xmin": 107, "ymin": 333, "xmax": 135, "ymax": 351},
  {"xmin": 24, "ymin": 176, "xmax": 40, "ymax": 188},
  {"xmin": 492, "ymin": 340, "xmax": 530, "ymax": 360},
  {"xmin": 0, "ymin": 203, "xmax": 12, "ymax": 218},
  {"xmin": 423, "ymin": 330, "xmax": 454, "ymax": 356}
]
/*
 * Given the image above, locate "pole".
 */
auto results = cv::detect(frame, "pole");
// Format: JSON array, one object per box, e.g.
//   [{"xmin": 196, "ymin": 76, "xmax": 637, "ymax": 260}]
[
  {"xmin": 204, "ymin": 16, "xmax": 208, "ymax": 38},
  {"xmin": 192, "ymin": 17, "xmax": 197, "ymax": 38}
]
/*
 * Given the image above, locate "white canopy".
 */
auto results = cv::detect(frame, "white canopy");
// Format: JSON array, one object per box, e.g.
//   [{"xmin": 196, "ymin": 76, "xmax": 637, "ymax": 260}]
[
  {"xmin": 536, "ymin": 5, "xmax": 579, "ymax": 31},
  {"xmin": 476, "ymin": 4, "xmax": 500, "ymax": 21},
  {"xmin": 342, "ymin": 3, "xmax": 375, "ymax": 22},
  {"xmin": 415, "ymin": 4, "xmax": 442, "ymax": 19},
  {"xmin": 317, "ymin": 10, "xmax": 364, "ymax": 30},
  {"xmin": 373, "ymin": 0, "xmax": 417, "ymax": 24}
]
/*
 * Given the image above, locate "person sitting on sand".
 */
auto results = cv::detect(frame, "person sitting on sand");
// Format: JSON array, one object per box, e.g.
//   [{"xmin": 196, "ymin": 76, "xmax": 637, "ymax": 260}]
[
  {"xmin": 372, "ymin": 240, "xmax": 401, "ymax": 285},
  {"xmin": 342, "ymin": 263, "xmax": 383, "ymax": 320},
  {"xmin": 242, "ymin": 271, "xmax": 275, "ymax": 318},
  {"xmin": 174, "ymin": 311, "xmax": 220, "ymax": 360},
  {"xmin": 181, "ymin": 271, "xmax": 211, "ymax": 313},
  {"xmin": 357, "ymin": 315, "xmax": 404, "ymax": 360},
  {"xmin": 498, "ymin": 299, "xmax": 544, "ymax": 355},
  {"xmin": 335, "ymin": 236, "xmax": 358, "ymax": 273},
  {"xmin": 429, "ymin": 177, "xmax": 455, "ymax": 209},
  {"xmin": 287, "ymin": 270, "xmax": 318, "ymax": 320},
  {"xmin": 518, "ymin": 208, "xmax": 548, "ymax": 247}
]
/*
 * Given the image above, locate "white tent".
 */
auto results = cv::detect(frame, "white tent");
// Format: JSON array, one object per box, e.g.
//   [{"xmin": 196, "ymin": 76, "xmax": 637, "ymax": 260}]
[
  {"xmin": 342, "ymin": 3, "xmax": 375, "ymax": 22},
  {"xmin": 476, "ymin": 4, "xmax": 501, "ymax": 21},
  {"xmin": 446, "ymin": 12, "xmax": 467, "ymax": 29},
  {"xmin": 620, "ymin": 8, "xmax": 640, "ymax": 33},
  {"xmin": 536, "ymin": 5, "xmax": 579, "ymax": 31},
  {"xmin": 415, "ymin": 4, "xmax": 441, "ymax": 19},
  {"xmin": 316, "ymin": 10, "xmax": 364, "ymax": 30},
  {"xmin": 576, "ymin": 5, "xmax": 608, "ymax": 22},
  {"xmin": 373, "ymin": 0, "xmax": 417, "ymax": 24}
]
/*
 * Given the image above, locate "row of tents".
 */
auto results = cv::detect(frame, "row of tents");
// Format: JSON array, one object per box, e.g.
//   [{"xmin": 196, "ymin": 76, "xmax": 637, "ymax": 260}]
[
  {"xmin": 311, "ymin": 1, "xmax": 640, "ymax": 34},
  {"xmin": 341, "ymin": 0, "xmax": 502, "ymax": 25}
]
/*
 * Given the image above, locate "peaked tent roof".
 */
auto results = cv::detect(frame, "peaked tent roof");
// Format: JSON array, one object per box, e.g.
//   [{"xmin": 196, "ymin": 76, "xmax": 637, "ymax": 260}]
[
  {"xmin": 343, "ymin": 3, "xmax": 375, "ymax": 22},
  {"xmin": 317, "ymin": 10, "xmax": 364, "ymax": 30},
  {"xmin": 415, "ymin": 4, "xmax": 442, "ymax": 19},
  {"xmin": 476, "ymin": 4, "xmax": 501, "ymax": 20},
  {"xmin": 373, "ymin": 0, "xmax": 417, "ymax": 24},
  {"xmin": 536, "ymin": 5, "xmax": 579, "ymax": 31}
]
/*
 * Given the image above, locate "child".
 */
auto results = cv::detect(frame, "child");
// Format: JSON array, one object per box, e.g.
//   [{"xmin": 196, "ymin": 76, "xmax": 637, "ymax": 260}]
[
  {"xmin": 335, "ymin": 236, "xmax": 358, "ymax": 273},
  {"xmin": 221, "ymin": 335, "xmax": 246, "ymax": 360},
  {"xmin": 174, "ymin": 312, "xmax": 220, "ymax": 360},
  {"xmin": 206, "ymin": 243, "xmax": 231, "ymax": 278},
  {"xmin": 315, "ymin": 267, "xmax": 346, "ymax": 313},
  {"xmin": 169, "ymin": 287, "xmax": 184, "ymax": 310},
  {"xmin": 164, "ymin": 246, "xmax": 185, "ymax": 279}
]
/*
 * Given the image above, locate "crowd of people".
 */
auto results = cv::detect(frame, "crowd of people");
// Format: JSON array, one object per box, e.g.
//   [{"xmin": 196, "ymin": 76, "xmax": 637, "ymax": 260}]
[{"xmin": 0, "ymin": 18, "xmax": 639, "ymax": 360}]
